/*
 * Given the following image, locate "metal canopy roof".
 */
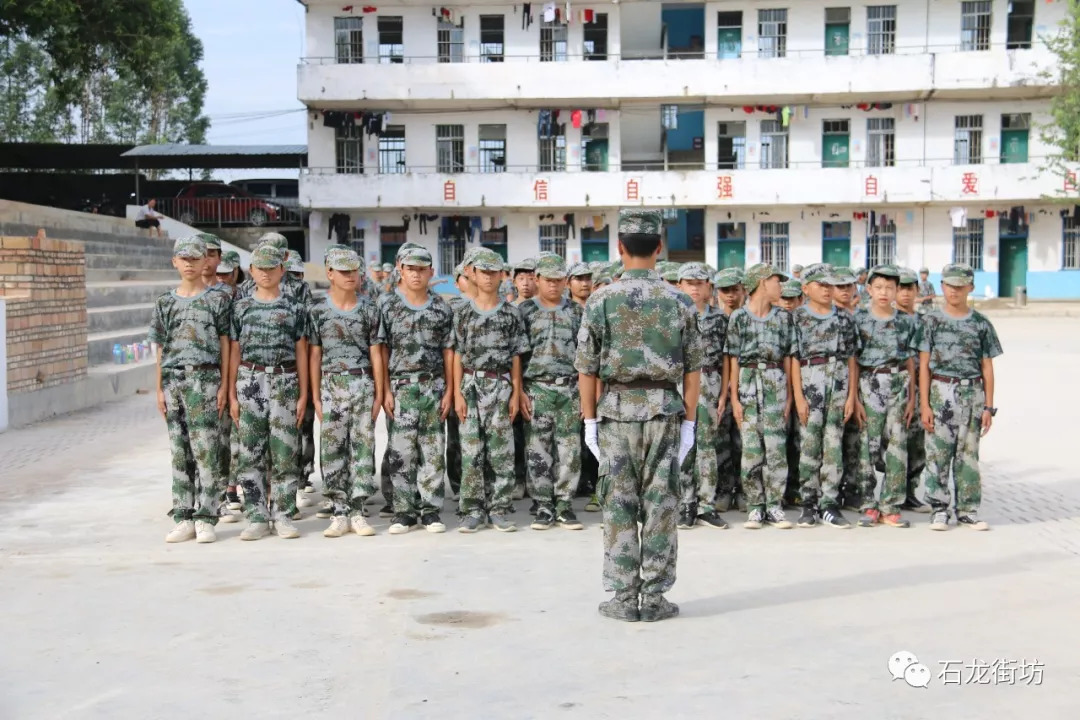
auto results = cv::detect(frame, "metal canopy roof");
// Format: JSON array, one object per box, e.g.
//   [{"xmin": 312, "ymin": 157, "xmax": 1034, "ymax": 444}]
[
  {"xmin": 0, "ymin": 143, "xmax": 138, "ymax": 170},
  {"xmin": 120, "ymin": 144, "xmax": 307, "ymax": 169}
]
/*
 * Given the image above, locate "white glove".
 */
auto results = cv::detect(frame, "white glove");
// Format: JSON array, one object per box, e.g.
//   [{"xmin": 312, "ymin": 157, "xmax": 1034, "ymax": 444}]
[
  {"xmin": 678, "ymin": 420, "xmax": 696, "ymax": 465},
  {"xmin": 584, "ymin": 418, "xmax": 601, "ymax": 462}
]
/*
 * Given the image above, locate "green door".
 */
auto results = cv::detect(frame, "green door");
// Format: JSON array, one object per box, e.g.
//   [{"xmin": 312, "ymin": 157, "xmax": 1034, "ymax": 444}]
[
  {"xmin": 582, "ymin": 243, "xmax": 609, "ymax": 262},
  {"xmin": 823, "ymin": 133, "xmax": 850, "ymax": 168},
  {"xmin": 717, "ymin": 28, "xmax": 742, "ymax": 59},
  {"xmin": 482, "ymin": 243, "xmax": 508, "ymax": 261},
  {"xmin": 825, "ymin": 23, "xmax": 849, "ymax": 56},
  {"xmin": 822, "ymin": 238, "xmax": 850, "ymax": 266},
  {"xmin": 1000, "ymin": 129, "xmax": 1029, "ymax": 164},
  {"xmin": 381, "ymin": 243, "xmax": 402, "ymax": 266},
  {"xmin": 998, "ymin": 237, "xmax": 1028, "ymax": 297},
  {"xmin": 718, "ymin": 240, "xmax": 745, "ymax": 269}
]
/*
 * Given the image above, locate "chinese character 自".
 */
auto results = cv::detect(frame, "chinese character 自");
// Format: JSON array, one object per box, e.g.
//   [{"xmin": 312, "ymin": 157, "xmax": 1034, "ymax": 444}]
[
  {"xmin": 717, "ymin": 175, "xmax": 733, "ymax": 199},
  {"xmin": 938, "ymin": 660, "xmax": 964, "ymax": 686},
  {"xmin": 443, "ymin": 180, "xmax": 456, "ymax": 202},
  {"xmin": 533, "ymin": 179, "xmax": 549, "ymax": 201},
  {"xmin": 961, "ymin": 172, "xmax": 979, "ymax": 195},
  {"xmin": 626, "ymin": 179, "xmax": 640, "ymax": 201},
  {"xmin": 865, "ymin": 175, "xmax": 879, "ymax": 196}
]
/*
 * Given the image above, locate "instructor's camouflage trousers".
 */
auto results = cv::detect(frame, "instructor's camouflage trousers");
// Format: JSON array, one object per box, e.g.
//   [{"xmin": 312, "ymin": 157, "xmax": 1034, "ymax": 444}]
[
  {"xmin": 301, "ymin": 395, "xmax": 316, "ymax": 481},
  {"xmin": 234, "ymin": 366, "xmax": 300, "ymax": 524},
  {"xmin": 857, "ymin": 370, "xmax": 909, "ymax": 515},
  {"xmin": 714, "ymin": 407, "xmax": 742, "ymax": 509},
  {"xmin": 320, "ymin": 373, "xmax": 377, "ymax": 516},
  {"xmin": 921, "ymin": 379, "xmax": 985, "ymax": 515},
  {"xmin": 387, "ymin": 377, "xmax": 446, "ymax": 517},
  {"xmin": 459, "ymin": 374, "xmax": 514, "ymax": 515},
  {"xmin": 797, "ymin": 361, "xmax": 848, "ymax": 509},
  {"xmin": 738, "ymin": 367, "xmax": 789, "ymax": 510},
  {"xmin": 163, "ymin": 368, "xmax": 224, "ymax": 523},
  {"xmin": 525, "ymin": 381, "xmax": 581, "ymax": 512},
  {"xmin": 679, "ymin": 368, "xmax": 722, "ymax": 512}
]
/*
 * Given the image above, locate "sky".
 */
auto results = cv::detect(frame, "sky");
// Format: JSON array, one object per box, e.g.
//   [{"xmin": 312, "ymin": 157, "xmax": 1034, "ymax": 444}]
[{"xmin": 184, "ymin": 0, "xmax": 308, "ymax": 179}]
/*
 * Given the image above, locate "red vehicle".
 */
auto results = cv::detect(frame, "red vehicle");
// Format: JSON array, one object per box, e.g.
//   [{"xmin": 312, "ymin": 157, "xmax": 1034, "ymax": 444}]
[{"xmin": 168, "ymin": 182, "xmax": 281, "ymax": 226}]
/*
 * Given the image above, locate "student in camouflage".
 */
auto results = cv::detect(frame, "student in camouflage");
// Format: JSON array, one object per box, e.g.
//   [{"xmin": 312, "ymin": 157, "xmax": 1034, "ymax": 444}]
[
  {"xmin": 831, "ymin": 266, "xmax": 864, "ymax": 510},
  {"xmin": 576, "ymin": 210, "xmax": 702, "ymax": 623},
  {"xmin": 286, "ymin": 250, "xmax": 318, "ymax": 502},
  {"xmin": 567, "ymin": 261, "xmax": 600, "ymax": 503},
  {"xmin": 790, "ymin": 263, "xmax": 859, "ymax": 529},
  {"xmin": 229, "ymin": 244, "xmax": 309, "ymax": 540},
  {"xmin": 151, "ymin": 237, "xmax": 232, "ymax": 544},
  {"xmin": 379, "ymin": 246, "xmax": 456, "ymax": 533},
  {"xmin": 308, "ymin": 247, "xmax": 385, "ymax": 538},
  {"xmin": 778, "ymin": 278, "xmax": 804, "ymax": 507},
  {"xmin": 510, "ymin": 258, "xmax": 538, "ymax": 500},
  {"xmin": 675, "ymin": 262, "xmax": 729, "ymax": 530},
  {"xmin": 568, "ymin": 262, "xmax": 594, "ymax": 308},
  {"xmin": 237, "ymin": 233, "xmax": 314, "ymax": 308},
  {"xmin": 725, "ymin": 263, "xmax": 796, "ymax": 530},
  {"xmin": 519, "ymin": 254, "xmax": 584, "ymax": 531},
  {"xmin": 916, "ymin": 263, "xmax": 1002, "ymax": 531},
  {"xmin": 853, "ymin": 264, "xmax": 917, "ymax": 528},
  {"xmin": 454, "ymin": 248, "xmax": 529, "ymax": 532},
  {"xmin": 197, "ymin": 233, "xmax": 223, "ymax": 284},
  {"xmin": 713, "ymin": 267, "xmax": 744, "ymax": 512},
  {"xmin": 444, "ymin": 262, "xmax": 473, "ymax": 498},
  {"xmin": 895, "ymin": 267, "xmax": 929, "ymax": 512},
  {"xmin": 917, "ymin": 267, "xmax": 936, "ymax": 308}
]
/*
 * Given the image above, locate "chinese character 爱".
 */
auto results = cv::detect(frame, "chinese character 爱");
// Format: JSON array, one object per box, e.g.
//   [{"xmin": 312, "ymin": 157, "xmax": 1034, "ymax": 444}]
[{"xmin": 961, "ymin": 172, "xmax": 979, "ymax": 195}]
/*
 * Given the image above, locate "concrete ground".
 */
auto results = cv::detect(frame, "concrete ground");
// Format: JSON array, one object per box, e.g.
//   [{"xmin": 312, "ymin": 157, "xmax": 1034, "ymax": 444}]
[{"xmin": 1, "ymin": 316, "xmax": 1079, "ymax": 719}]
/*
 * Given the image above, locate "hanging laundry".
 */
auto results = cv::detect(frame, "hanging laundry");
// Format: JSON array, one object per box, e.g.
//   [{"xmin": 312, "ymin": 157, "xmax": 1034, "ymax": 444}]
[
  {"xmin": 949, "ymin": 207, "xmax": 967, "ymax": 228},
  {"xmin": 543, "ymin": 2, "xmax": 556, "ymax": 22},
  {"xmin": 571, "ymin": 110, "xmax": 582, "ymax": 129},
  {"xmin": 596, "ymin": 109, "xmax": 607, "ymax": 122},
  {"xmin": 523, "ymin": 3, "xmax": 533, "ymax": 29},
  {"xmin": 362, "ymin": 6, "xmax": 377, "ymax": 13},
  {"xmin": 583, "ymin": 8, "xmax": 594, "ymax": 23},
  {"xmin": 781, "ymin": 106, "xmax": 792, "ymax": 127},
  {"xmin": 592, "ymin": 215, "xmax": 604, "ymax": 231},
  {"xmin": 565, "ymin": 2, "xmax": 572, "ymax": 24}
]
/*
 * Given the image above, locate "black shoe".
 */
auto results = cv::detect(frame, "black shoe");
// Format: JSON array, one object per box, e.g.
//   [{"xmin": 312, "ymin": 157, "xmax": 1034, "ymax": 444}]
[
  {"xmin": 639, "ymin": 594, "xmax": 679, "ymax": 622},
  {"xmin": 557, "ymin": 508, "xmax": 583, "ymax": 530},
  {"xmin": 820, "ymin": 507, "xmax": 852, "ymax": 529},
  {"xmin": 901, "ymin": 495, "xmax": 931, "ymax": 514},
  {"xmin": 420, "ymin": 513, "xmax": 446, "ymax": 533},
  {"xmin": 531, "ymin": 507, "xmax": 555, "ymax": 530},
  {"xmin": 677, "ymin": 506, "xmax": 696, "ymax": 530},
  {"xmin": 226, "ymin": 490, "xmax": 240, "ymax": 504},
  {"xmin": 388, "ymin": 514, "xmax": 418, "ymax": 535},
  {"xmin": 378, "ymin": 504, "xmax": 394, "ymax": 518},
  {"xmin": 797, "ymin": 506, "xmax": 818, "ymax": 528},
  {"xmin": 695, "ymin": 510, "xmax": 729, "ymax": 529},
  {"xmin": 529, "ymin": 500, "xmax": 539, "ymax": 515},
  {"xmin": 598, "ymin": 595, "xmax": 640, "ymax": 622}
]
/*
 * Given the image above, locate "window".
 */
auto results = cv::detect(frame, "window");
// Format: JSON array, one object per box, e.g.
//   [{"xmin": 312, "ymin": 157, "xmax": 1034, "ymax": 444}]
[
  {"xmin": 866, "ymin": 220, "xmax": 897, "ymax": 267},
  {"xmin": 866, "ymin": 118, "xmax": 895, "ymax": 167},
  {"xmin": 1064, "ymin": 217, "xmax": 1080, "ymax": 269},
  {"xmin": 1001, "ymin": 113, "xmax": 1030, "ymax": 164},
  {"xmin": 480, "ymin": 15, "xmax": 505, "ymax": 62},
  {"xmin": 823, "ymin": 221, "xmax": 850, "ymax": 239},
  {"xmin": 759, "ymin": 222, "xmax": 790, "ymax": 271},
  {"xmin": 539, "ymin": 224, "xmax": 569, "ymax": 258},
  {"xmin": 953, "ymin": 219, "xmax": 984, "ymax": 270},
  {"xmin": 757, "ymin": 9, "xmax": 787, "ymax": 58},
  {"xmin": 760, "ymin": 120, "xmax": 788, "ymax": 169},
  {"xmin": 717, "ymin": 11, "xmax": 743, "ymax": 59},
  {"xmin": 661, "ymin": 104, "xmax": 679, "ymax": 130},
  {"xmin": 377, "ymin": 16, "xmax": 404, "ymax": 63},
  {"xmin": 436, "ymin": 124, "xmax": 464, "ymax": 173},
  {"xmin": 584, "ymin": 13, "xmax": 608, "ymax": 60},
  {"xmin": 1007, "ymin": 0, "xmax": 1034, "ymax": 49},
  {"xmin": 540, "ymin": 20, "xmax": 568, "ymax": 62},
  {"xmin": 582, "ymin": 123, "xmax": 609, "ymax": 171},
  {"xmin": 718, "ymin": 122, "xmax": 746, "ymax": 169},
  {"xmin": 439, "ymin": 235, "xmax": 466, "ymax": 275},
  {"xmin": 539, "ymin": 132, "xmax": 567, "ymax": 172},
  {"xmin": 479, "ymin": 124, "xmax": 507, "ymax": 173},
  {"xmin": 867, "ymin": 5, "xmax": 896, "ymax": 55},
  {"xmin": 961, "ymin": 1, "xmax": 992, "ymax": 52},
  {"xmin": 823, "ymin": 119, "xmax": 850, "ymax": 168},
  {"xmin": 437, "ymin": 18, "xmax": 464, "ymax": 63},
  {"xmin": 335, "ymin": 125, "xmax": 363, "ymax": 174},
  {"xmin": 824, "ymin": 8, "xmax": 850, "ymax": 56},
  {"xmin": 334, "ymin": 17, "xmax": 364, "ymax": 64},
  {"xmin": 378, "ymin": 126, "xmax": 405, "ymax": 174},
  {"xmin": 954, "ymin": 115, "xmax": 983, "ymax": 165}
]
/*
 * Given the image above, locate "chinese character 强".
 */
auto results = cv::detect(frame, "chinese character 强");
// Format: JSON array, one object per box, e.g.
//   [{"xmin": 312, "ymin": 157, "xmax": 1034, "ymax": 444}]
[
  {"xmin": 626, "ymin": 179, "xmax": 639, "ymax": 201},
  {"xmin": 961, "ymin": 172, "xmax": 978, "ymax": 195},
  {"xmin": 717, "ymin": 175, "xmax": 733, "ymax": 199},
  {"xmin": 865, "ymin": 175, "xmax": 879, "ymax": 196},
  {"xmin": 534, "ymin": 179, "xmax": 549, "ymax": 201},
  {"xmin": 1065, "ymin": 171, "xmax": 1077, "ymax": 192},
  {"xmin": 443, "ymin": 180, "xmax": 456, "ymax": 201}
]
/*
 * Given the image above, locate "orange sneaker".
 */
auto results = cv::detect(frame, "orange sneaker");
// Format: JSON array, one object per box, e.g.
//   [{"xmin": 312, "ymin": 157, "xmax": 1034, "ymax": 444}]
[
  {"xmin": 857, "ymin": 509, "xmax": 881, "ymax": 528},
  {"xmin": 882, "ymin": 513, "xmax": 910, "ymax": 528}
]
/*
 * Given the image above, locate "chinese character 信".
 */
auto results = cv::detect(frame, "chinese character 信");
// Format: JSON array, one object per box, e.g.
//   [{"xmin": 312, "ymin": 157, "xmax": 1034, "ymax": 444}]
[
  {"xmin": 626, "ymin": 179, "xmax": 640, "ymax": 201},
  {"xmin": 865, "ymin": 175, "xmax": 879, "ymax": 196},
  {"xmin": 1018, "ymin": 659, "xmax": 1045, "ymax": 686},
  {"xmin": 533, "ymin": 179, "xmax": 549, "ymax": 201},
  {"xmin": 964, "ymin": 659, "xmax": 995, "ymax": 685},
  {"xmin": 443, "ymin": 180, "xmax": 456, "ymax": 201},
  {"xmin": 961, "ymin": 172, "xmax": 979, "ymax": 195},
  {"xmin": 717, "ymin": 175, "xmax": 733, "ymax": 199},
  {"xmin": 938, "ymin": 660, "xmax": 964, "ymax": 686}
]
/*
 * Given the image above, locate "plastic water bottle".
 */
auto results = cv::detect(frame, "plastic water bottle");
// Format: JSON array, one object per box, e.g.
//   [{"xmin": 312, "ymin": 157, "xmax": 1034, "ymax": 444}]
[
  {"xmin": 126, "ymin": 344, "xmax": 135, "ymax": 363},
  {"xmin": 113, "ymin": 344, "xmax": 124, "ymax": 365}
]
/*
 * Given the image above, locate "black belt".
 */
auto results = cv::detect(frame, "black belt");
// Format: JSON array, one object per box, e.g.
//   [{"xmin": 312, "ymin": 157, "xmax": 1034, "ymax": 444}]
[
  {"xmin": 166, "ymin": 363, "xmax": 219, "ymax": 372},
  {"xmin": 606, "ymin": 380, "xmax": 677, "ymax": 392},
  {"xmin": 799, "ymin": 356, "xmax": 838, "ymax": 367},
  {"xmin": 528, "ymin": 376, "xmax": 577, "ymax": 386},
  {"xmin": 463, "ymin": 368, "xmax": 510, "ymax": 381},
  {"xmin": 866, "ymin": 362, "xmax": 907, "ymax": 375},
  {"xmin": 392, "ymin": 372, "xmax": 439, "ymax": 385},
  {"xmin": 740, "ymin": 361, "xmax": 782, "ymax": 371},
  {"xmin": 701, "ymin": 365, "xmax": 721, "ymax": 374},
  {"xmin": 332, "ymin": 367, "xmax": 373, "ymax": 376},
  {"xmin": 931, "ymin": 374, "xmax": 982, "ymax": 386},
  {"xmin": 240, "ymin": 361, "xmax": 296, "ymax": 374}
]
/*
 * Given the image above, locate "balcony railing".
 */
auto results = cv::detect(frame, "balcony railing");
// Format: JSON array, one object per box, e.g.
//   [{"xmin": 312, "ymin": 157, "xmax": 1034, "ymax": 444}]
[{"xmin": 151, "ymin": 197, "xmax": 303, "ymax": 229}]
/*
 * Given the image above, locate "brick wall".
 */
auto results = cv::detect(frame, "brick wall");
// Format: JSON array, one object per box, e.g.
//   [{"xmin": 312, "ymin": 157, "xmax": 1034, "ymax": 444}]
[{"xmin": 0, "ymin": 232, "xmax": 87, "ymax": 394}]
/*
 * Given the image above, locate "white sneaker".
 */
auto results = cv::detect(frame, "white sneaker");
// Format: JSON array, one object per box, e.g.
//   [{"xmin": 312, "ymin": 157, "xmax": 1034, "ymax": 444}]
[
  {"xmin": 227, "ymin": 500, "xmax": 242, "ymax": 511},
  {"xmin": 303, "ymin": 484, "xmax": 317, "ymax": 494},
  {"xmin": 288, "ymin": 510, "xmax": 303, "ymax": 520},
  {"xmin": 296, "ymin": 494, "xmax": 314, "ymax": 509},
  {"xmin": 323, "ymin": 516, "xmax": 350, "ymax": 538},
  {"xmin": 194, "ymin": 520, "xmax": 217, "ymax": 544},
  {"xmin": 166, "ymin": 520, "xmax": 196, "ymax": 543},
  {"xmin": 219, "ymin": 509, "xmax": 239, "ymax": 524},
  {"xmin": 275, "ymin": 517, "xmax": 301, "ymax": 539},
  {"xmin": 240, "ymin": 522, "xmax": 271, "ymax": 541},
  {"xmin": 350, "ymin": 514, "xmax": 376, "ymax": 536}
]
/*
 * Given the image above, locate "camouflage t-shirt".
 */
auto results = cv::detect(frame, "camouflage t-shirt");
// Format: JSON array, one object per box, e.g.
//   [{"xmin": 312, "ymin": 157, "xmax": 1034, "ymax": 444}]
[
  {"xmin": 698, "ymin": 304, "xmax": 729, "ymax": 372},
  {"xmin": 230, "ymin": 294, "xmax": 306, "ymax": 366},
  {"xmin": 148, "ymin": 288, "xmax": 232, "ymax": 369},
  {"xmin": 447, "ymin": 295, "xmax": 471, "ymax": 315},
  {"xmin": 575, "ymin": 268, "xmax": 703, "ymax": 421},
  {"xmin": 499, "ymin": 279, "xmax": 518, "ymax": 301},
  {"xmin": 307, "ymin": 295, "xmax": 381, "ymax": 373},
  {"xmin": 723, "ymin": 307, "xmax": 796, "ymax": 364},
  {"xmin": 519, "ymin": 297, "xmax": 582, "ymax": 381},
  {"xmin": 238, "ymin": 275, "xmax": 312, "ymax": 308},
  {"xmin": 853, "ymin": 307, "xmax": 917, "ymax": 368},
  {"xmin": 794, "ymin": 306, "xmax": 857, "ymax": 360},
  {"xmin": 454, "ymin": 301, "xmax": 529, "ymax": 374},
  {"xmin": 376, "ymin": 291, "xmax": 455, "ymax": 376},
  {"xmin": 915, "ymin": 307, "xmax": 1002, "ymax": 379}
]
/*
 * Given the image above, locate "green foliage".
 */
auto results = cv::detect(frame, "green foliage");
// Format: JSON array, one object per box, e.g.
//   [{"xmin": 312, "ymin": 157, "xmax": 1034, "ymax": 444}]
[{"xmin": 1040, "ymin": 0, "xmax": 1080, "ymax": 193}]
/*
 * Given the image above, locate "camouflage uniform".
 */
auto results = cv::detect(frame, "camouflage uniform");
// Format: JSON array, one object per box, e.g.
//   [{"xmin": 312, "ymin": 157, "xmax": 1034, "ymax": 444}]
[
  {"xmin": 793, "ymin": 269, "xmax": 858, "ymax": 510},
  {"xmin": 853, "ymin": 288, "xmax": 918, "ymax": 516},
  {"xmin": 575, "ymin": 214, "xmax": 703, "ymax": 604},
  {"xmin": 713, "ymin": 268, "xmax": 744, "ymax": 510},
  {"xmin": 831, "ymin": 267, "xmax": 863, "ymax": 508},
  {"xmin": 724, "ymin": 299, "xmax": 795, "ymax": 512},
  {"xmin": 231, "ymin": 247, "xmax": 307, "ymax": 525},
  {"xmin": 308, "ymin": 269, "xmax": 382, "ymax": 517},
  {"xmin": 379, "ymin": 277, "xmax": 455, "ymax": 519},
  {"xmin": 286, "ymin": 250, "xmax": 317, "ymax": 483},
  {"xmin": 149, "ymin": 238, "xmax": 231, "ymax": 524},
  {"xmin": 519, "ymin": 277, "xmax": 583, "ymax": 515},
  {"xmin": 898, "ymin": 268, "xmax": 927, "ymax": 504},
  {"xmin": 444, "ymin": 293, "xmax": 471, "ymax": 496},
  {"xmin": 916, "ymin": 290, "xmax": 1002, "ymax": 517}
]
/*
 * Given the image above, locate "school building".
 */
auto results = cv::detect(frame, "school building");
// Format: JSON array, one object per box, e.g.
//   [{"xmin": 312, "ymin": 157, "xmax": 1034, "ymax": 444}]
[{"xmin": 297, "ymin": 0, "xmax": 1080, "ymax": 298}]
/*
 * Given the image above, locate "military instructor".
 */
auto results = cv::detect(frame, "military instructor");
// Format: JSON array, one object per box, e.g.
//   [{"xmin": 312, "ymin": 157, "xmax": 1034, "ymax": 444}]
[{"xmin": 575, "ymin": 209, "xmax": 704, "ymax": 622}]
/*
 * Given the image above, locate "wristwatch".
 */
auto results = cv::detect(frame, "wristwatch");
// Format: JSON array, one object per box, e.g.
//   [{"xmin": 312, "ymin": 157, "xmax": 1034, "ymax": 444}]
[{"xmin": 983, "ymin": 406, "xmax": 997, "ymax": 416}]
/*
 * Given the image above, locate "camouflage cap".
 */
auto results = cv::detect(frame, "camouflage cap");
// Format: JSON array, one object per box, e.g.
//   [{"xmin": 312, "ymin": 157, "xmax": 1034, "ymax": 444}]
[
  {"xmin": 780, "ymin": 279, "xmax": 804, "ymax": 298},
  {"xmin": 715, "ymin": 267, "xmax": 744, "ymax": 288},
  {"xmin": 677, "ymin": 262, "xmax": 713, "ymax": 282},
  {"xmin": 250, "ymin": 245, "xmax": 284, "ymax": 269},
  {"xmin": 618, "ymin": 209, "xmax": 663, "ymax": 236},
  {"xmin": 941, "ymin": 262, "xmax": 975, "ymax": 287},
  {"xmin": 173, "ymin": 236, "xmax": 206, "ymax": 259},
  {"xmin": 535, "ymin": 254, "xmax": 568, "ymax": 279},
  {"xmin": 197, "ymin": 232, "xmax": 222, "ymax": 251},
  {"xmin": 286, "ymin": 250, "xmax": 304, "ymax": 274},
  {"xmin": 868, "ymin": 263, "xmax": 901, "ymax": 283},
  {"xmin": 919, "ymin": 266, "xmax": 930, "ymax": 274},
  {"xmin": 831, "ymin": 265, "xmax": 857, "ymax": 285},
  {"xmin": 513, "ymin": 257, "xmax": 538, "ymax": 273},
  {"xmin": 470, "ymin": 247, "xmax": 505, "ymax": 272},
  {"xmin": 800, "ymin": 263, "xmax": 835, "ymax": 286},
  {"xmin": 395, "ymin": 242, "xmax": 425, "ymax": 261},
  {"xmin": 743, "ymin": 263, "xmax": 785, "ymax": 294},
  {"xmin": 325, "ymin": 247, "xmax": 361, "ymax": 272},
  {"xmin": 217, "ymin": 250, "xmax": 240, "ymax": 273},
  {"xmin": 399, "ymin": 245, "xmax": 433, "ymax": 267},
  {"xmin": 256, "ymin": 232, "xmax": 288, "ymax": 250},
  {"xmin": 898, "ymin": 267, "xmax": 919, "ymax": 285},
  {"xmin": 453, "ymin": 262, "xmax": 465, "ymax": 280},
  {"xmin": 661, "ymin": 262, "xmax": 681, "ymax": 282},
  {"xmin": 381, "ymin": 263, "xmax": 393, "ymax": 273},
  {"xmin": 568, "ymin": 262, "xmax": 592, "ymax": 277},
  {"xmin": 792, "ymin": 264, "xmax": 804, "ymax": 274}
]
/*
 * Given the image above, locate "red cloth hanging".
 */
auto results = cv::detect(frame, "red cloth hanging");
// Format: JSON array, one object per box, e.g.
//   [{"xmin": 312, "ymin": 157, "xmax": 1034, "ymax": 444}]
[
  {"xmin": 571, "ymin": 110, "xmax": 582, "ymax": 129},
  {"xmin": 742, "ymin": 106, "xmax": 754, "ymax": 114},
  {"xmin": 584, "ymin": 9, "xmax": 594, "ymax": 23},
  {"xmin": 362, "ymin": 5, "xmax": 377, "ymax": 13},
  {"xmin": 985, "ymin": 210, "xmax": 996, "ymax": 218},
  {"xmin": 342, "ymin": 5, "xmax": 354, "ymax": 11}
]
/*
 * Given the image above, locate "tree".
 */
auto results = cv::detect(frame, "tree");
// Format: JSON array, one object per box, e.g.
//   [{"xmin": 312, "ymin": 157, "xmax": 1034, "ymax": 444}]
[{"xmin": 1041, "ymin": 0, "xmax": 1080, "ymax": 192}]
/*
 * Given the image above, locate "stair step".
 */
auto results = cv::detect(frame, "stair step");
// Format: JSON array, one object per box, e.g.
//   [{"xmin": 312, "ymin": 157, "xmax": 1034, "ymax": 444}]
[
  {"xmin": 87, "ymin": 280, "xmax": 174, "ymax": 308},
  {"xmin": 86, "ymin": 252, "xmax": 174, "ymax": 270},
  {"xmin": 83, "ymin": 240, "xmax": 176, "ymax": 257},
  {"xmin": 86, "ymin": 268, "xmax": 178, "ymax": 283},
  {"xmin": 88, "ymin": 328, "xmax": 150, "ymax": 366},
  {"xmin": 88, "ymin": 303, "xmax": 156, "ymax": 333}
]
